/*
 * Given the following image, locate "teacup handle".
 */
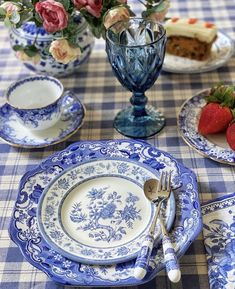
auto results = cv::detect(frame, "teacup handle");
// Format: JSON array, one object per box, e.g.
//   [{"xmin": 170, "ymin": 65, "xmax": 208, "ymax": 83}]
[{"xmin": 60, "ymin": 90, "xmax": 84, "ymax": 121}]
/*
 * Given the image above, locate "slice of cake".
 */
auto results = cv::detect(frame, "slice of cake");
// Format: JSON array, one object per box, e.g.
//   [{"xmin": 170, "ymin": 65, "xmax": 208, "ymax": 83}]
[{"xmin": 165, "ymin": 18, "xmax": 218, "ymax": 61}]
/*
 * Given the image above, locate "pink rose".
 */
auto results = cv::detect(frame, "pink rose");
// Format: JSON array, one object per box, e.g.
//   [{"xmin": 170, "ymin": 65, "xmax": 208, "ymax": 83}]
[
  {"xmin": 35, "ymin": 0, "xmax": 69, "ymax": 33},
  {"xmin": 103, "ymin": 6, "xmax": 130, "ymax": 29},
  {"xmin": 49, "ymin": 39, "xmax": 81, "ymax": 64},
  {"xmin": 73, "ymin": 0, "xmax": 102, "ymax": 18},
  {"xmin": 0, "ymin": 2, "xmax": 20, "ymax": 14}
]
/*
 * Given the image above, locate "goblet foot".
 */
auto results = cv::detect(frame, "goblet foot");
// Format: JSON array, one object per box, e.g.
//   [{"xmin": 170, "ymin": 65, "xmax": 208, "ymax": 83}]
[{"xmin": 114, "ymin": 105, "xmax": 165, "ymax": 138}]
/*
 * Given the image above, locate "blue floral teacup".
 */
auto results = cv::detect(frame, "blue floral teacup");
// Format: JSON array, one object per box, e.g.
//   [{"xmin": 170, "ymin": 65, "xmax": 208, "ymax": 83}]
[{"xmin": 5, "ymin": 75, "xmax": 78, "ymax": 130}]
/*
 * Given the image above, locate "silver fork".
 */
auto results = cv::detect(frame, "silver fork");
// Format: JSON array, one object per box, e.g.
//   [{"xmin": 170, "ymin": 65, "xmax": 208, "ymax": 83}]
[{"xmin": 155, "ymin": 171, "xmax": 181, "ymax": 283}]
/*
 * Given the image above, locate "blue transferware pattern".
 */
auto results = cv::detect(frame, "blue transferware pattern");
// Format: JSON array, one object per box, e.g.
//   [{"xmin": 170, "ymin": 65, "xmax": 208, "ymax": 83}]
[
  {"xmin": 6, "ymin": 75, "xmax": 63, "ymax": 130},
  {"xmin": 0, "ymin": 92, "xmax": 85, "ymax": 148},
  {"xmin": 202, "ymin": 193, "xmax": 235, "ymax": 289},
  {"xmin": 163, "ymin": 31, "xmax": 235, "ymax": 74},
  {"xmin": 9, "ymin": 140, "xmax": 202, "ymax": 286},
  {"xmin": 9, "ymin": 16, "xmax": 94, "ymax": 76},
  {"xmin": 178, "ymin": 90, "xmax": 235, "ymax": 165},
  {"xmin": 38, "ymin": 158, "xmax": 175, "ymax": 265}
]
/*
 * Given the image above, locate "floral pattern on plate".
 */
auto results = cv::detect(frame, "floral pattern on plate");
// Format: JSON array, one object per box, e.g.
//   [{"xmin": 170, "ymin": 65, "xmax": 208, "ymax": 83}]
[
  {"xmin": 38, "ymin": 159, "xmax": 175, "ymax": 264},
  {"xmin": 178, "ymin": 90, "xmax": 235, "ymax": 165},
  {"xmin": 163, "ymin": 31, "xmax": 235, "ymax": 74},
  {"xmin": 9, "ymin": 140, "xmax": 202, "ymax": 286},
  {"xmin": 202, "ymin": 193, "xmax": 235, "ymax": 289}
]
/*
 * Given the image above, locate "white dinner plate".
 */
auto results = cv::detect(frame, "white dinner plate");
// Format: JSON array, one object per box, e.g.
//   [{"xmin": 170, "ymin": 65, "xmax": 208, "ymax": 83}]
[
  {"xmin": 178, "ymin": 89, "xmax": 235, "ymax": 165},
  {"xmin": 163, "ymin": 31, "xmax": 234, "ymax": 74},
  {"xmin": 37, "ymin": 158, "xmax": 175, "ymax": 265}
]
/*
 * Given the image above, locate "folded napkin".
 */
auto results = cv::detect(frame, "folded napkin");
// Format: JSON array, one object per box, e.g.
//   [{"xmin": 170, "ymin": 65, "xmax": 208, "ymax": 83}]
[{"xmin": 201, "ymin": 193, "xmax": 235, "ymax": 289}]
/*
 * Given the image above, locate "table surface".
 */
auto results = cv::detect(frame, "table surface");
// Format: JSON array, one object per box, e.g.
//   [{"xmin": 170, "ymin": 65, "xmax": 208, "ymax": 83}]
[{"xmin": 0, "ymin": 1, "xmax": 235, "ymax": 289}]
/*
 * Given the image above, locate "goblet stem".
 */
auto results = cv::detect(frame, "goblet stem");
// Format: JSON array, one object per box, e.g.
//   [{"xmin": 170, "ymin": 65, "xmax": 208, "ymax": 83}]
[{"xmin": 130, "ymin": 92, "xmax": 148, "ymax": 117}]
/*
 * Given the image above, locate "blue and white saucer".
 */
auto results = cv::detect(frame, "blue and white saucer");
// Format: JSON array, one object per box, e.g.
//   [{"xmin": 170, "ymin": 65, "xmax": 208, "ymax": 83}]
[
  {"xmin": 178, "ymin": 89, "xmax": 235, "ymax": 165},
  {"xmin": 0, "ymin": 96, "xmax": 85, "ymax": 148},
  {"xmin": 37, "ymin": 158, "xmax": 175, "ymax": 265},
  {"xmin": 163, "ymin": 30, "xmax": 234, "ymax": 73}
]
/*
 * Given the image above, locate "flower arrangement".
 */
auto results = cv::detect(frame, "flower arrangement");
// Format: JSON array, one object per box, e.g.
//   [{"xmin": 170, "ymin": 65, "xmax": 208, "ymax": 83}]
[{"xmin": 0, "ymin": 0, "xmax": 169, "ymax": 64}]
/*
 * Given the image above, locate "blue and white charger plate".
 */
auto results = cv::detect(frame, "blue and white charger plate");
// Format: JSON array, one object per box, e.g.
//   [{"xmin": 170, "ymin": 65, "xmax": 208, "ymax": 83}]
[
  {"xmin": 9, "ymin": 140, "xmax": 202, "ymax": 286},
  {"xmin": 163, "ymin": 31, "xmax": 234, "ymax": 73},
  {"xmin": 0, "ymin": 96, "xmax": 85, "ymax": 148},
  {"xmin": 37, "ymin": 158, "xmax": 175, "ymax": 265},
  {"xmin": 178, "ymin": 89, "xmax": 235, "ymax": 165}
]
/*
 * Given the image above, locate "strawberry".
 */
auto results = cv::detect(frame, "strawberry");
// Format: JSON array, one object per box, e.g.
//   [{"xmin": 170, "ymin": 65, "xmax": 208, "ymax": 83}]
[
  {"xmin": 198, "ymin": 84, "xmax": 235, "ymax": 135},
  {"xmin": 226, "ymin": 121, "xmax": 235, "ymax": 150}
]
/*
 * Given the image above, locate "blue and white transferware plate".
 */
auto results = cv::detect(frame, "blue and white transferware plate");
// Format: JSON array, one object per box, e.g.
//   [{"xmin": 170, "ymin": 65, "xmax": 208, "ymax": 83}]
[
  {"xmin": 178, "ymin": 89, "xmax": 235, "ymax": 165},
  {"xmin": 37, "ymin": 158, "xmax": 175, "ymax": 265},
  {"xmin": 163, "ymin": 31, "xmax": 234, "ymax": 73},
  {"xmin": 9, "ymin": 140, "xmax": 202, "ymax": 286},
  {"xmin": 0, "ymin": 95, "xmax": 85, "ymax": 148}
]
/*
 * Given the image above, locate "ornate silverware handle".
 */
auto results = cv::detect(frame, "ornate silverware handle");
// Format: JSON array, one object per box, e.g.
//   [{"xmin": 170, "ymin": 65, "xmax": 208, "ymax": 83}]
[
  {"xmin": 133, "ymin": 200, "xmax": 161, "ymax": 280},
  {"xmin": 160, "ymin": 219, "xmax": 181, "ymax": 283}
]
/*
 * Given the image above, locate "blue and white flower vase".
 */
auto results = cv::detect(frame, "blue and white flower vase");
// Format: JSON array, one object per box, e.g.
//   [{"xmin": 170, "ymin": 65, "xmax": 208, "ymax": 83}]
[{"xmin": 8, "ymin": 16, "xmax": 94, "ymax": 76}]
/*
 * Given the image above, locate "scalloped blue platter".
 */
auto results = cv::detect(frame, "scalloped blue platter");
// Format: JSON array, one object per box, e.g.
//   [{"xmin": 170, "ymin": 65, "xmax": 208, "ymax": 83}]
[{"xmin": 9, "ymin": 140, "xmax": 202, "ymax": 286}]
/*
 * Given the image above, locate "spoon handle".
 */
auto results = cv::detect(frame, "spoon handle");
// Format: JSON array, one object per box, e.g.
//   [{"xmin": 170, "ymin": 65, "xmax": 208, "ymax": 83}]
[
  {"xmin": 133, "ymin": 233, "xmax": 155, "ymax": 279},
  {"xmin": 161, "ymin": 221, "xmax": 181, "ymax": 283},
  {"xmin": 134, "ymin": 210, "xmax": 158, "ymax": 280}
]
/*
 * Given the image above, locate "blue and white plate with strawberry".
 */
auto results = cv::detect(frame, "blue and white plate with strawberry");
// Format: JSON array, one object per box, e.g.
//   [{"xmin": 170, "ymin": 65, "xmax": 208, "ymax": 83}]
[{"xmin": 178, "ymin": 84, "xmax": 235, "ymax": 165}]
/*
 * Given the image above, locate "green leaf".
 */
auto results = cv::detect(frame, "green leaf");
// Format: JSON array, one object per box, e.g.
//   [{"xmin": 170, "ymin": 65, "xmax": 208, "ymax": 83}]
[
  {"xmin": 0, "ymin": 7, "xmax": 6, "ymax": 16},
  {"xmin": 34, "ymin": 12, "xmax": 43, "ymax": 26},
  {"xmin": 24, "ymin": 45, "xmax": 39, "ymax": 57},
  {"xmin": 4, "ymin": 17, "xmax": 12, "ymax": 28},
  {"xmin": 12, "ymin": 44, "xmax": 25, "ymax": 51},
  {"xmin": 231, "ymin": 108, "xmax": 235, "ymax": 118},
  {"xmin": 143, "ymin": 0, "xmax": 169, "ymax": 17},
  {"xmin": 13, "ymin": 44, "xmax": 39, "ymax": 57},
  {"xmin": 206, "ymin": 83, "xmax": 235, "ymax": 108},
  {"xmin": 57, "ymin": 0, "xmax": 70, "ymax": 11}
]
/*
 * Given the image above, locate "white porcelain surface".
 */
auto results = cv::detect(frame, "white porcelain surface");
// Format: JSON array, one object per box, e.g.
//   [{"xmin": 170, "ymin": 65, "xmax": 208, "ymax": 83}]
[
  {"xmin": 6, "ymin": 75, "xmax": 65, "ymax": 130},
  {"xmin": 38, "ymin": 158, "xmax": 175, "ymax": 265},
  {"xmin": 163, "ymin": 31, "xmax": 234, "ymax": 73},
  {"xmin": 178, "ymin": 89, "xmax": 235, "ymax": 165}
]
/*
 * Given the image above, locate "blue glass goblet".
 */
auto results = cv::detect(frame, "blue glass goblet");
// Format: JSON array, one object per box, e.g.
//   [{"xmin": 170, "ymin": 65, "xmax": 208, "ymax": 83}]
[{"xmin": 106, "ymin": 18, "xmax": 167, "ymax": 138}]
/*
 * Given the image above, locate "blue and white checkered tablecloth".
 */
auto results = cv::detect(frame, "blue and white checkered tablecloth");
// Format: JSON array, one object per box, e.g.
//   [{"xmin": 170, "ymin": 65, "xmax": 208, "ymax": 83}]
[{"xmin": 0, "ymin": 1, "xmax": 235, "ymax": 289}]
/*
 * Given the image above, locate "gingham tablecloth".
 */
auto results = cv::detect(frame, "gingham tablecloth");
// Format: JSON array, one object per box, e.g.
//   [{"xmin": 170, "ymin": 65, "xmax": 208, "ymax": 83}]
[{"xmin": 0, "ymin": 1, "xmax": 235, "ymax": 289}]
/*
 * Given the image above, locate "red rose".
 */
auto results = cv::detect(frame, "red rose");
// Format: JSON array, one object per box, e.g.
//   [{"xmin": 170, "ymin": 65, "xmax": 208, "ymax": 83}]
[
  {"xmin": 35, "ymin": 0, "xmax": 69, "ymax": 33},
  {"xmin": 73, "ymin": 0, "xmax": 103, "ymax": 18}
]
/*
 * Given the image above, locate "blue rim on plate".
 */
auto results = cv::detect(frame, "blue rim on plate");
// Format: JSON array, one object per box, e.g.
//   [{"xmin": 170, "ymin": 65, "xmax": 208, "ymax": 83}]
[
  {"xmin": 8, "ymin": 140, "xmax": 202, "ymax": 286},
  {"xmin": 178, "ymin": 89, "xmax": 235, "ymax": 165},
  {"xmin": 163, "ymin": 30, "xmax": 235, "ymax": 74},
  {"xmin": 0, "ymin": 95, "xmax": 85, "ymax": 148},
  {"xmin": 37, "ymin": 158, "xmax": 175, "ymax": 265}
]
